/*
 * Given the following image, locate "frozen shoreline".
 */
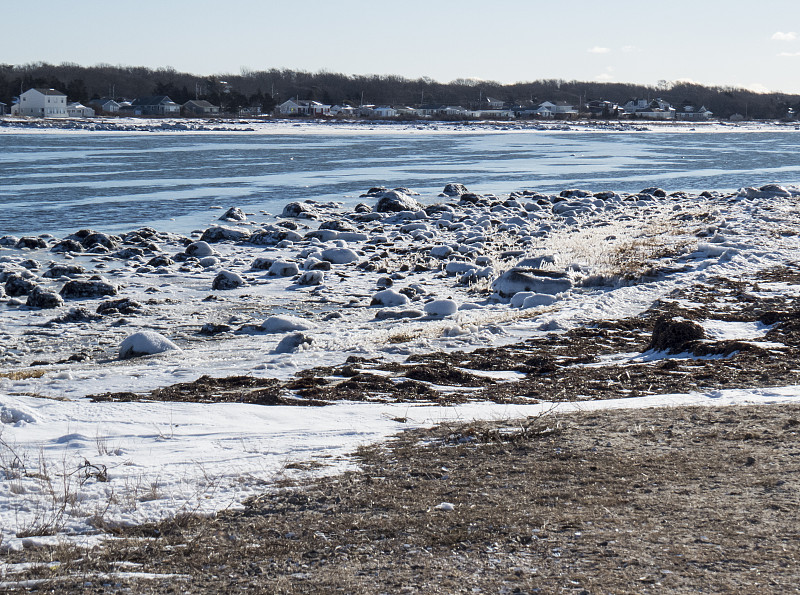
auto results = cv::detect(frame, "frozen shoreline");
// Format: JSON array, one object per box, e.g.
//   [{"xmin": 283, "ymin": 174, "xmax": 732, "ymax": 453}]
[
  {"xmin": 2, "ymin": 115, "xmax": 798, "ymax": 136},
  {"xmin": 1, "ymin": 181, "xmax": 800, "ymax": 549}
]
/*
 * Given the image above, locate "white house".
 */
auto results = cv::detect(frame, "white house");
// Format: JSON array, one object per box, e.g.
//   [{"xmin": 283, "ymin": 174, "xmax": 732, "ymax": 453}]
[
  {"xmin": 677, "ymin": 104, "xmax": 713, "ymax": 121},
  {"xmin": 18, "ymin": 88, "xmax": 68, "ymax": 118},
  {"xmin": 276, "ymin": 99, "xmax": 331, "ymax": 116},
  {"xmin": 330, "ymin": 104, "xmax": 356, "ymax": 116},
  {"xmin": 372, "ymin": 106, "xmax": 398, "ymax": 118},
  {"xmin": 470, "ymin": 109, "xmax": 515, "ymax": 119},
  {"xmin": 67, "ymin": 102, "xmax": 95, "ymax": 118}
]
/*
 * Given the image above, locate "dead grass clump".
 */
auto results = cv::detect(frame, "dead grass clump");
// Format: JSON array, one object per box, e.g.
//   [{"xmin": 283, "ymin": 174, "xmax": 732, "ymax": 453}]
[{"xmin": 0, "ymin": 369, "xmax": 47, "ymax": 380}]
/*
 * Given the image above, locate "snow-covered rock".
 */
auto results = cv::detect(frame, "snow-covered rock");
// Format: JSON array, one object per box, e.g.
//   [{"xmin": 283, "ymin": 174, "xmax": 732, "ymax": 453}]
[
  {"xmin": 273, "ymin": 332, "xmax": 312, "ymax": 354},
  {"xmin": 442, "ymin": 183, "xmax": 469, "ymax": 196},
  {"xmin": 371, "ymin": 289, "xmax": 409, "ymax": 307},
  {"xmin": 321, "ymin": 248, "xmax": 360, "ymax": 265},
  {"xmin": 260, "ymin": 315, "xmax": 317, "ymax": 333},
  {"xmin": 297, "ymin": 270, "xmax": 324, "ymax": 285},
  {"xmin": 268, "ymin": 260, "xmax": 300, "ymax": 277},
  {"xmin": 424, "ymin": 299, "xmax": 458, "ymax": 317},
  {"xmin": 212, "ymin": 270, "xmax": 246, "ymax": 290},
  {"xmin": 185, "ymin": 241, "xmax": 215, "ymax": 257},
  {"xmin": 491, "ymin": 269, "xmax": 572, "ymax": 299},
  {"xmin": 119, "ymin": 331, "xmax": 181, "ymax": 359}
]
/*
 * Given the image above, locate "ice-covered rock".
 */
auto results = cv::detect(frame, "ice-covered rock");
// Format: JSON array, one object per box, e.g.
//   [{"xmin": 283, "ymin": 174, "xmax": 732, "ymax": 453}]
[
  {"xmin": 119, "ymin": 331, "xmax": 181, "ymax": 359},
  {"xmin": 81, "ymin": 232, "xmax": 118, "ymax": 250},
  {"xmin": 26, "ymin": 286, "xmax": 64, "ymax": 309},
  {"xmin": 491, "ymin": 269, "xmax": 572, "ymax": 299},
  {"xmin": 260, "ymin": 315, "xmax": 317, "ymax": 333},
  {"xmin": 199, "ymin": 256, "xmax": 219, "ymax": 268},
  {"xmin": 200, "ymin": 226, "xmax": 251, "ymax": 243},
  {"xmin": 430, "ymin": 245, "xmax": 453, "ymax": 259},
  {"xmin": 0, "ymin": 235, "xmax": 19, "ymax": 247},
  {"xmin": 212, "ymin": 270, "xmax": 246, "ymax": 290},
  {"xmin": 371, "ymin": 289, "xmax": 409, "ymax": 307},
  {"xmin": 96, "ymin": 298, "xmax": 145, "ymax": 316},
  {"xmin": 273, "ymin": 332, "xmax": 312, "ymax": 354},
  {"xmin": 424, "ymin": 299, "xmax": 458, "ymax": 317},
  {"xmin": 251, "ymin": 257, "xmax": 275, "ymax": 270}
]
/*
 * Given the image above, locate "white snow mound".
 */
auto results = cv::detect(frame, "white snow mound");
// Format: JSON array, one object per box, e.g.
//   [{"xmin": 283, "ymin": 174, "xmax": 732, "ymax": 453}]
[
  {"xmin": 119, "ymin": 331, "xmax": 182, "ymax": 359},
  {"xmin": 260, "ymin": 315, "xmax": 317, "ymax": 333}
]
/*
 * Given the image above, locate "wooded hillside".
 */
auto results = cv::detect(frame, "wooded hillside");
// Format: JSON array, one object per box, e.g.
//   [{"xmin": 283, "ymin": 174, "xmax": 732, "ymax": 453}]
[{"xmin": 1, "ymin": 62, "xmax": 798, "ymax": 119}]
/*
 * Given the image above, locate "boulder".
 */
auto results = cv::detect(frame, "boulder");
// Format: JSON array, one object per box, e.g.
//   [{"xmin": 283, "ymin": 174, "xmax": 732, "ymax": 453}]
[
  {"xmin": 212, "ymin": 270, "xmax": 246, "ymax": 290},
  {"xmin": 297, "ymin": 270, "xmax": 325, "ymax": 285},
  {"xmin": 268, "ymin": 260, "xmax": 300, "ymax": 277},
  {"xmin": 281, "ymin": 201, "xmax": 318, "ymax": 219},
  {"xmin": 50, "ymin": 239, "xmax": 85, "ymax": 253},
  {"xmin": 424, "ymin": 299, "xmax": 458, "ymax": 317},
  {"xmin": 442, "ymin": 183, "xmax": 469, "ymax": 196},
  {"xmin": 648, "ymin": 317, "xmax": 705, "ymax": 352},
  {"xmin": 321, "ymin": 248, "xmax": 360, "ymax": 265},
  {"xmin": 219, "ymin": 207, "xmax": 247, "ymax": 221},
  {"xmin": 42, "ymin": 264, "xmax": 86, "ymax": 279},
  {"xmin": 375, "ymin": 190, "xmax": 422, "ymax": 213},
  {"xmin": 199, "ymin": 227, "xmax": 251, "ymax": 243},
  {"xmin": 96, "ymin": 298, "xmax": 145, "ymax": 316},
  {"xmin": 5, "ymin": 274, "xmax": 36, "ymax": 297},
  {"xmin": 16, "ymin": 237, "xmax": 47, "ymax": 250},
  {"xmin": 26, "ymin": 286, "xmax": 64, "ymax": 309},
  {"xmin": 59, "ymin": 279, "xmax": 118, "ymax": 299}
]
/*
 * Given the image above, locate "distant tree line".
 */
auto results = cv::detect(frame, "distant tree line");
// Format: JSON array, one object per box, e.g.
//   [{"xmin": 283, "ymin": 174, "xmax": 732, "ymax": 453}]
[{"xmin": 1, "ymin": 62, "xmax": 798, "ymax": 119}]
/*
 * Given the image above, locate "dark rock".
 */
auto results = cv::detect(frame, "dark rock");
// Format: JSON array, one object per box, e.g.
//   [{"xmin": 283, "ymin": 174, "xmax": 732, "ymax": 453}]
[
  {"xmin": 273, "ymin": 332, "xmax": 312, "ymax": 354},
  {"xmin": 60, "ymin": 280, "xmax": 118, "ymax": 299},
  {"xmin": 50, "ymin": 239, "xmax": 84, "ymax": 253},
  {"xmin": 147, "ymin": 255, "xmax": 174, "ymax": 267},
  {"xmin": 249, "ymin": 229, "xmax": 302, "ymax": 245},
  {"xmin": 5, "ymin": 274, "xmax": 36, "ymax": 297},
  {"xmin": 559, "ymin": 189, "xmax": 592, "ymax": 198},
  {"xmin": 308, "ymin": 260, "xmax": 331, "ymax": 271},
  {"xmin": 199, "ymin": 323, "xmax": 232, "ymax": 335},
  {"xmin": 360, "ymin": 186, "xmax": 388, "ymax": 197},
  {"xmin": 319, "ymin": 219, "xmax": 357, "ymax": 232},
  {"xmin": 219, "ymin": 207, "xmax": 247, "ymax": 221},
  {"xmin": 16, "ymin": 237, "xmax": 47, "ymax": 250},
  {"xmin": 81, "ymin": 233, "xmax": 118, "ymax": 250},
  {"xmin": 112, "ymin": 247, "xmax": 145, "ymax": 259},
  {"xmin": 251, "ymin": 257, "xmax": 275, "ymax": 270},
  {"xmin": 42, "ymin": 264, "xmax": 86, "ymax": 278},
  {"xmin": 354, "ymin": 203, "xmax": 372, "ymax": 213},
  {"xmin": 0, "ymin": 236, "xmax": 19, "ymax": 247},
  {"xmin": 97, "ymin": 298, "xmax": 145, "ymax": 316},
  {"xmin": 281, "ymin": 201, "xmax": 318, "ymax": 219},
  {"xmin": 199, "ymin": 227, "xmax": 251, "ymax": 243},
  {"xmin": 648, "ymin": 317, "xmax": 705, "ymax": 352},
  {"xmin": 26, "ymin": 286, "xmax": 64, "ymax": 309},
  {"xmin": 442, "ymin": 183, "xmax": 469, "ymax": 196},
  {"xmin": 640, "ymin": 187, "xmax": 667, "ymax": 197},
  {"xmin": 375, "ymin": 190, "xmax": 422, "ymax": 213}
]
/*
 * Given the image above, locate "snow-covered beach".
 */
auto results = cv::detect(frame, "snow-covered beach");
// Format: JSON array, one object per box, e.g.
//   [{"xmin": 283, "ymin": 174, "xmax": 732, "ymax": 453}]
[
  {"xmin": 2, "ymin": 173, "xmax": 800, "ymax": 551},
  {"xmin": 2, "ymin": 122, "xmax": 800, "ymax": 553}
]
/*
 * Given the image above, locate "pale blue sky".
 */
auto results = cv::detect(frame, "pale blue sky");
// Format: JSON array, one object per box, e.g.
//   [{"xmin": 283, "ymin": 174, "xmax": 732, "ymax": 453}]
[{"xmin": 3, "ymin": 0, "xmax": 800, "ymax": 93}]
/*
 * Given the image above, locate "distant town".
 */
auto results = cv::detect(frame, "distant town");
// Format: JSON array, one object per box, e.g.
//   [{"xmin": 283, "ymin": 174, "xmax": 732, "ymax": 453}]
[{"xmin": 3, "ymin": 87, "xmax": 726, "ymax": 122}]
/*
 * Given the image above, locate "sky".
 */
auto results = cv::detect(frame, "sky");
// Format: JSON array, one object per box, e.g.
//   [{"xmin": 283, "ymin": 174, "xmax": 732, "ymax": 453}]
[{"xmin": 3, "ymin": 0, "xmax": 800, "ymax": 93}]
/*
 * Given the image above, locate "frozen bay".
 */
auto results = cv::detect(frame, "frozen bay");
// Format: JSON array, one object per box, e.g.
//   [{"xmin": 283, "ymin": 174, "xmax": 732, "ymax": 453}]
[{"xmin": 3, "ymin": 124, "xmax": 800, "ymax": 236}]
